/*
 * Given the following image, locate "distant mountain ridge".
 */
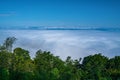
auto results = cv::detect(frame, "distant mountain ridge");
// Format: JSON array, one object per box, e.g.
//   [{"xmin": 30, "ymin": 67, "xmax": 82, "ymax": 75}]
[{"xmin": 0, "ymin": 26, "xmax": 120, "ymax": 31}]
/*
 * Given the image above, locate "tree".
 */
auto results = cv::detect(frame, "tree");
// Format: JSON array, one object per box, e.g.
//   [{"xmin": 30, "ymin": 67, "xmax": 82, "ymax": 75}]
[
  {"xmin": 106, "ymin": 56, "xmax": 120, "ymax": 80},
  {"xmin": 10, "ymin": 48, "xmax": 34, "ymax": 80},
  {"xmin": 0, "ymin": 51, "xmax": 11, "ymax": 80},
  {"xmin": 59, "ymin": 56, "xmax": 82, "ymax": 80},
  {"xmin": 82, "ymin": 54, "xmax": 109, "ymax": 80},
  {"xmin": 1, "ymin": 37, "xmax": 120, "ymax": 80},
  {"xmin": 34, "ymin": 50, "xmax": 66, "ymax": 80},
  {"xmin": 2, "ymin": 37, "xmax": 16, "ymax": 52}
]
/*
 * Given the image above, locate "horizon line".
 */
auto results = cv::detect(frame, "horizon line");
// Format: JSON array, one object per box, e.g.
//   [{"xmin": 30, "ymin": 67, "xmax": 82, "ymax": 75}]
[{"xmin": 0, "ymin": 26, "xmax": 120, "ymax": 31}]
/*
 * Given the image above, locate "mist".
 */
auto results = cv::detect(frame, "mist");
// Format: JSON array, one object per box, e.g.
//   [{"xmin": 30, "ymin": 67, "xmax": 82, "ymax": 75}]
[{"xmin": 0, "ymin": 30, "xmax": 120, "ymax": 60}]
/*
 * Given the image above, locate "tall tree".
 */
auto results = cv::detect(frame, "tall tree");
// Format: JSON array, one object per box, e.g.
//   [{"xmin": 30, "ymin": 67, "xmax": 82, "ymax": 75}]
[
  {"xmin": 0, "ymin": 51, "xmax": 10, "ymax": 80},
  {"xmin": 106, "ymin": 56, "xmax": 120, "ymax": 80},
  {"xmin": 3, "ymin": 37, "xmax": 16, "ymax": 52},
  {"xmin": 10, "ymin": 48, "xmax": 34, "ymax": 80},
  {"xmin": 82, "ymin": 54, "xmax": 109, "ymax": 80}
]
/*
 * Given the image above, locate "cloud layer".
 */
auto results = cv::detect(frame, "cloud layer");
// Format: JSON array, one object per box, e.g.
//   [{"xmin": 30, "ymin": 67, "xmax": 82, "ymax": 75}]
[{"xmin": 0, "ymin": 30, "xmax": 120, "ymax": 60}]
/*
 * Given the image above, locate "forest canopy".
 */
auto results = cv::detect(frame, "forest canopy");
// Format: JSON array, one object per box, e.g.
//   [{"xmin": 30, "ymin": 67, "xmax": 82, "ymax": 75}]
[{"xmin": 0, "ymin": 37, "xmax": 120, "ymax": 80}]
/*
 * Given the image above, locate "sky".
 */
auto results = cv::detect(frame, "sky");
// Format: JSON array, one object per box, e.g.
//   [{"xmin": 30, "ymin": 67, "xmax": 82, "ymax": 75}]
[
  {"xmin": 0, "ymin": 0, "xmax": 120, "ymax": 60},
  {"xmin": 0, "ymin": 0, "xmax": 120, "ymax": 28}
]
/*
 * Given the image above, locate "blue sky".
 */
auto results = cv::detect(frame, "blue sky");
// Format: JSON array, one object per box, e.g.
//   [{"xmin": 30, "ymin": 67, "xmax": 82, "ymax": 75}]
[
  {"xmin": 0, "ymin": 0, "xmax": 120, "ymax": 28},
  {"xmin": 0, "ymin": 0, "xmax": 120, "ymax": 59}
]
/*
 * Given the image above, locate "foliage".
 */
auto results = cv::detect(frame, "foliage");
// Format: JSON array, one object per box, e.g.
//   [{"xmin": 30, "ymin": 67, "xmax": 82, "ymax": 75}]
[
  {"xmin": 0, "ymin": 37, "xmax": 120, "ymax": 80},
  {"xmin": 3, "ymin": 37, "xmax": 16, "ymax": 52}
]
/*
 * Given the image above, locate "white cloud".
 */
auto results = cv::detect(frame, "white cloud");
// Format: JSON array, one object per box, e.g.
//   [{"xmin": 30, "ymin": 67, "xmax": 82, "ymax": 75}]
[{"xmin": 0, "ymin": 30, "xmax": 120, "ymax": 60}]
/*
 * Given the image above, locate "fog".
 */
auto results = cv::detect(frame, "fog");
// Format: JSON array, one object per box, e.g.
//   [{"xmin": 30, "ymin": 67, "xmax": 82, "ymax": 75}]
[{"xmin": 0, "ymin": 30, "xmax": 120, "ymax": 60}]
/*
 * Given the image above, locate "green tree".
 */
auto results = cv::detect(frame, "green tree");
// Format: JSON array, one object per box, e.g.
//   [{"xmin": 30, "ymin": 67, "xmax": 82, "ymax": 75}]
[
  {"xmin": 34, "ymin": 50, "xmax": 54, "ymax": 80},
  {"xmin": 10, "ymin": 47, "xmax": 34, "ymax": 80},
  {"xmin": 106, "ymin": 56, "xmax": 120, "ymax": 80},
  {"xmin": 59, "ymin": 56, "xmax": 82, "ymax": 80},
  {"xmin": 1, "ymin": 37, "xmax": 120, "ymax": 80},
  {"xmin": 82, "ymin": 54, "xmax": 109, "ymax": 80},
  {"xmin": 0, "ymin": 51, "xmax": 11, "ymax": 80},
  {"xmin": 34, "ymin": 50, "xmax": 65, "ymax": 80}
]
